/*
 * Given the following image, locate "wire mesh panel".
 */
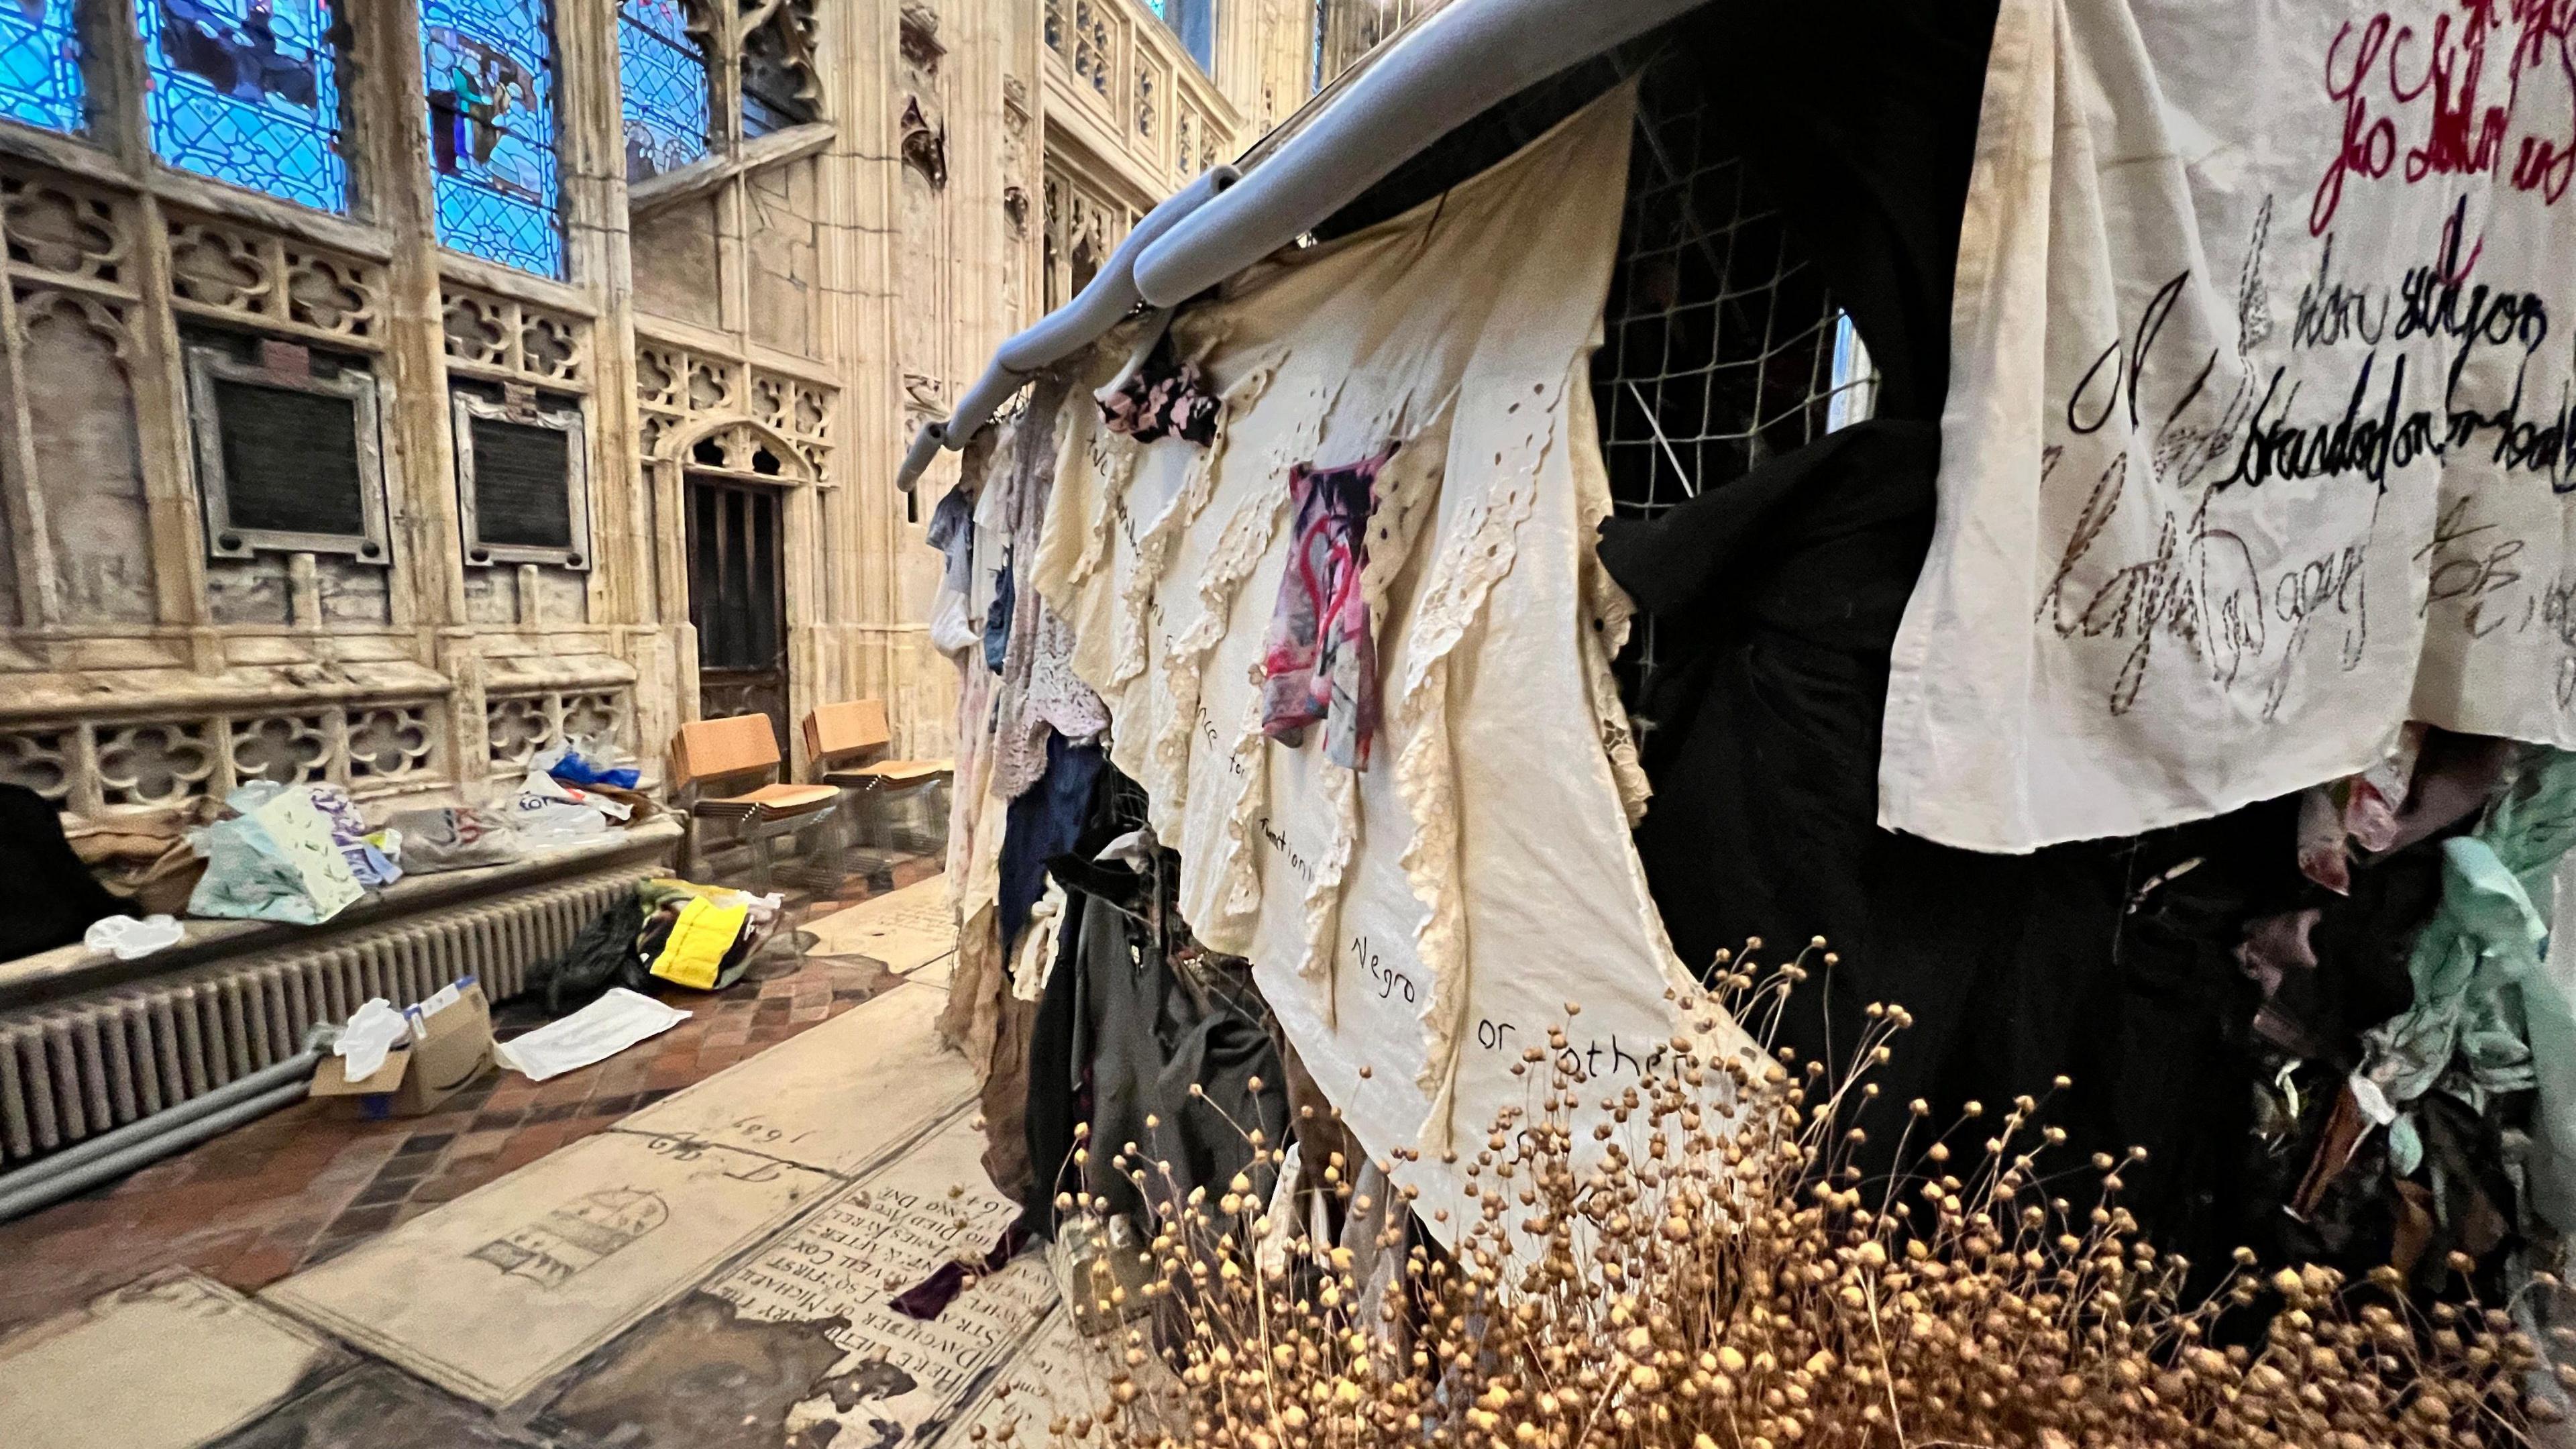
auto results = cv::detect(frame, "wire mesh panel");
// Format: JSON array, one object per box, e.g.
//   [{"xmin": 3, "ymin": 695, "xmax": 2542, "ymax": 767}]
[
  {"xmin": 1589, "ymin": 46, "xmax": 1875, "ymax": 714},
  {"xmin": 1296, "ymin": 29, "xmax": 1874, "ymax": 722}
]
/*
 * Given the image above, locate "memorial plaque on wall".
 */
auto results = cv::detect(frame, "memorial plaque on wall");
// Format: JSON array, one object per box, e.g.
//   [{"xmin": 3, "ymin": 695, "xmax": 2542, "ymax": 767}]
[
  {"xmin": 468, "ymin": 415, "xmax": 575, "ymax": 549},
  {"xmin": 213, "ymin": 378, "xmax": 366, "ymax": 537}
]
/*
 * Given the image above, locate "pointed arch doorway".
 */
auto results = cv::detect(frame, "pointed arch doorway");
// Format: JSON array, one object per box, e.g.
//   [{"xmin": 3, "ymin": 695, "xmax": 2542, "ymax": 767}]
[{"xmin": 682, "ymin": 427, "xmax": 798, "ymax": 749}]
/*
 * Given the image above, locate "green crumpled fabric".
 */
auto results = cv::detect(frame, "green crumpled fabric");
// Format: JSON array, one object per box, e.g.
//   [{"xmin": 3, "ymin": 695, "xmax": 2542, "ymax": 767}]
[{"xmin": 2358, "ymin": 749, "xmax": 2576, "ymax": 1238}]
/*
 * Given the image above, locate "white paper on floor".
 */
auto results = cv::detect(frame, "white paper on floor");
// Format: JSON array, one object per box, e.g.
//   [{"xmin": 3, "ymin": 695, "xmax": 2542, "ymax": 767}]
[
  {"xmin": 0, "ymin": 1270, "xmax": 349, "ymax": 1449},
  {"xmin": 494, "ymin": 987, "xmax": 690, "ymax": 1081}
]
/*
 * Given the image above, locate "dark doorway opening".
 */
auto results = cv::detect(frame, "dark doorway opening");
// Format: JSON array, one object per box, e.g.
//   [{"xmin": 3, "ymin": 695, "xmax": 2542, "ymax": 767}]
[{"xmin": 686, "ymin": 474, "xmax": 788, "ymax": 749}]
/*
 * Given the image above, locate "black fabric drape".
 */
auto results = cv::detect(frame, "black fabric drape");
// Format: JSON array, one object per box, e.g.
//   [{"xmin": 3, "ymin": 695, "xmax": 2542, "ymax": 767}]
[
  {"xmin": 1604, "ymin": 0, "xmax": 2311, "ymax": 1265},
  {"xmin": 1021, "ymin": 910, "xmax": 1085, "ymax": 1235},
  {"xmin": 1678, "ymin": 0, "xmax": 2000, "ymax": 423},
  {"xmin": 0, "ymin": 783, "xmax": 124, "ymax": 961}
]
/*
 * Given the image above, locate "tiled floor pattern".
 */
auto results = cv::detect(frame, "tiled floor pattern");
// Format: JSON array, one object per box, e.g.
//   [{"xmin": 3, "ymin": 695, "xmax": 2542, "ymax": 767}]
[{"xmin": 0, "ymin": 852, "xmax": 945, "ymax": 1337}]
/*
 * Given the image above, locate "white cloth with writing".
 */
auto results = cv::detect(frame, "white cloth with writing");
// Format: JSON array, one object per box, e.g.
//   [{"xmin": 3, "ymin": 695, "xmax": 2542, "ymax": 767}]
[
  {"xmin": 1882, "ymin": 0, "xmax": 2576, "ymax": 851},
  {"xmin": 1032, "ymin": 87, "xmax": 1751, "ymax": 1238}
]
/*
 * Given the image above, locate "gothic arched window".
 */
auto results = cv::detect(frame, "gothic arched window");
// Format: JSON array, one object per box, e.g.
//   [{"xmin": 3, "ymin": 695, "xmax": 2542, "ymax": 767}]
[
  {"xmin": 618, "ymin": 0, "xmax": 708, "ymax": 182},
  {"xmin": 422, "ymin": 0, "xmax": 564, "ymax": 277},
  {"xmin": 140, "ymin": 0, "xmax": 348, "ymax": 211},
  {"xmin": 0, "ymin": 0, "xmax": 83, "ymax": 134}
]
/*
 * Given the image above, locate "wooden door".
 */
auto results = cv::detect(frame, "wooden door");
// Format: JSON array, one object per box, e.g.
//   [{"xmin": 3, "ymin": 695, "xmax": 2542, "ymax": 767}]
[{"xmin": 685, "ymin": 474, "xmax": 788, "ymax": 749}]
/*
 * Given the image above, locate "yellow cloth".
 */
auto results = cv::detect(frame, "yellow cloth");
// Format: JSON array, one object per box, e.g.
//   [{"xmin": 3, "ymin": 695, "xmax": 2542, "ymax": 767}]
[{"xmin": 648, "ymin": 896, "xmax": 749, "ymax": 990}]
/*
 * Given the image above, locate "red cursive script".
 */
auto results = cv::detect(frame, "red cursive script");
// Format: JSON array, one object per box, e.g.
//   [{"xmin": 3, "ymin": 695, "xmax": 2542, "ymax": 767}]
[{"xmin": 2310, "ymin": 1, "xmax": 2576, "ymax": 236}]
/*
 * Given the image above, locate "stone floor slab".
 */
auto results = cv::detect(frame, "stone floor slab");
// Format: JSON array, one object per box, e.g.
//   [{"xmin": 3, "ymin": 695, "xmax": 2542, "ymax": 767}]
[
  {"xmin": 708, "ymin": 1111, "xmax": 1057, "ymax": 1449},
  {"xmin": 617, "ymin": 979, "xmax": 976, "ymax": 1176},
  {"xmin": 263, "ymin": 1131, "xmax": 839, "ymax": 1407},
  {"xmin": 0, "ymin": 1269, "xmax": 349, "ymax": 1449},
  {"xmin": 205, "ymin": 1364, "xmax": 557, "ymax": 1449},
  {"xmin": 802, "ymin": 877, "xmax": 957, "ymax": 975}
]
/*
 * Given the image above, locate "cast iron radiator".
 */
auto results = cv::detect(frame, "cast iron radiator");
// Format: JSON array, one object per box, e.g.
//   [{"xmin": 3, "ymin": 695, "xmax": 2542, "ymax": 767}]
[{"xmin": 0, "ymin": 864, "xmax": 645, "ymax": 1163}]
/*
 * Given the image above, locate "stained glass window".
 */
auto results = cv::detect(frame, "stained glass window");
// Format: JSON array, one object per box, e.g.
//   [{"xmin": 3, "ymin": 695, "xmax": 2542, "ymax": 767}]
[
  {"xmin": 140, "ymin": 0, "xmax": 345, "ymax": 211},
  {"xmin": 423, "ymin": 0, "xmax": 563, "ymax": 277},
  {"xmin": 618, "ymin": 0, "xmax": 706, "ymax": 182},
  {"xmin": 740, "ymin": 5, "xmax": 814, "ymax": 138},
  {"xmin": 1152, "ymin": 0, "xmax": 1215, "ymax": 74},
  {"xmin": 0, "ymin": 0, "xmax": 83, "ymax": 134}
]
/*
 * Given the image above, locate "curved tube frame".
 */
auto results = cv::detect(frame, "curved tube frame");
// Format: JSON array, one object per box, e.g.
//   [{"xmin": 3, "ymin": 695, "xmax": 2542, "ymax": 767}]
[
  {"xmin": 899, "ymin": 166, "xmax": 1237, "ymax": 490},
  {"xmin": 895, "ymin": 0, "xmax": 1706, "ymax": 495}
]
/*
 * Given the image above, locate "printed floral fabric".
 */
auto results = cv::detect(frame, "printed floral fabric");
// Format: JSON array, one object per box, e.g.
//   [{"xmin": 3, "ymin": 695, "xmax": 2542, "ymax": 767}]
[
  {"xmin": 1260, "ymin": 449, "xmax": 1393, "ymax": 771},
  {"xmin": 1098, "ymin": 340, "xmax": 1221, "ymax": 447}
]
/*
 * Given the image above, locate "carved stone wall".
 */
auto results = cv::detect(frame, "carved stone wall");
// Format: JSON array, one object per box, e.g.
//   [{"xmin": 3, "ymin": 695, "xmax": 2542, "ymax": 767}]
[{"xmin": 0, "ymin": 1, "xmax": 1323, "ymax": 819}]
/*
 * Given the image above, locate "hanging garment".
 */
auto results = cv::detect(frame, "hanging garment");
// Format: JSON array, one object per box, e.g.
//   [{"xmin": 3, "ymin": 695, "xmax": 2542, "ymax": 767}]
[
  {"xmin": 1032, "ymin": 85, "xmax": 1750, "ymax": 1238},
  {"xmin": 989, "ymin": 377, "xmax": 1111, "ymax": 802},
  {"xmin": 2356, "ymin": 751, "xmax": 2576, "ymax": 1227},
  {"xmin": 982, "ymin": 555, "xmax": 1014, "ymax": 676},
  {"xmin": 1882, "ymin": 0, "xmax": 2576, "ymax": 852},
  {"xmin": 996, "ymin": 733, "xmax": 1105, "ymax": 954},
  {"xmin": 940, "ymin": 425, "xmax": 1020, "ymax": 1126},
  {"xmin": 926, "ymin": 484, "xmax": 981, "ymax": 660},
  {"xmin": 1065, "ymin": 890, "xmax": 1287, "ymax": 1236},
  {"xmin": 1260, "ymin": 450, "xmax": 1391, "ymax": 770},
  {"xmin": 926, "ymin": 484, "xmax": 975, "ymax": 596}
]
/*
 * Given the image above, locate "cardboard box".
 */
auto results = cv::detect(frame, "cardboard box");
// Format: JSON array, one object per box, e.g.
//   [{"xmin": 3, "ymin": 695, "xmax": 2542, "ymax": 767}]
[{"xmin": 311, "ymin": 982, "xmax": 495, "ymax": 1118}]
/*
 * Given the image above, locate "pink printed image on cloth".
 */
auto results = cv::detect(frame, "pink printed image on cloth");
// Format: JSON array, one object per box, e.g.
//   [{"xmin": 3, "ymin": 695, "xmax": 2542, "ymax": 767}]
[{"xmin": 1260, "ymin": 447, "xmax": 1396, "ymax": 770}]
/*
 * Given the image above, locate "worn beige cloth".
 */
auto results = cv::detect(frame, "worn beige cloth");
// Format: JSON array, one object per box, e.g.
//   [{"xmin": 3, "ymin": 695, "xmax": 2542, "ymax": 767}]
[
  {"xmin": 1883, "ymin": 0, "xmax": 2576, "ymax": 851},
  {"xmin": 1032, "ymin": 85, "xmax": 1752, "ymax": 1238}
]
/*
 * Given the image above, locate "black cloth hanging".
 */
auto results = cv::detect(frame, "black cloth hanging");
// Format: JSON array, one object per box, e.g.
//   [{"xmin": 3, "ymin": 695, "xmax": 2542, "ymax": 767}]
[
  {"xmin": 1678, "ymin": 0, "xmax": 2001, "ymax": 424},
  {"xmin": 1600, "ymin": 0, "xmax": 2314, "ymax": 1266},
  {"xmin": 1016, "ymin": 763, "xmax": 1285, "ymax": 1240},
  {"xmin": 0, "ymin": 784, "xmax": 124, "ymax": 961}
]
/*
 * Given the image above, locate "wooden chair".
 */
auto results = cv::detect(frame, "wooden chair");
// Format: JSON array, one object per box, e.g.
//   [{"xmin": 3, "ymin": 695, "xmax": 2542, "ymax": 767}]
[
  {"xmin": 802, "ymin": 700, "xmax": 953, "ymax": 867},
  {"xmin": 671, "ymin": 714, "xmax": 841, "ymax": 890}
]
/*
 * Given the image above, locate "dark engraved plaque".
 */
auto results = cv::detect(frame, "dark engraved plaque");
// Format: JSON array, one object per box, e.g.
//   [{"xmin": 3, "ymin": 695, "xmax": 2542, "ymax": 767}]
[
  {"xmin": 213, "ymin": 378, "xmax": 366, "ymax": 537},
  {"xmin": 469, "ymin": 415, "xmax": 575, "ymax": 549}
]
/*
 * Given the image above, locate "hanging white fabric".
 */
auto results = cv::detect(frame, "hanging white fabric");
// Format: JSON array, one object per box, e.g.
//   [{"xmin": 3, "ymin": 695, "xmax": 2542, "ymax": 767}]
[
  {"xmin": 1883, "ymin": 0, "xmax": 2576, "ymax": 852},
  {"xmin": 1032, "ymin": 85, "xmax": 1752, "ymax": 1244}
]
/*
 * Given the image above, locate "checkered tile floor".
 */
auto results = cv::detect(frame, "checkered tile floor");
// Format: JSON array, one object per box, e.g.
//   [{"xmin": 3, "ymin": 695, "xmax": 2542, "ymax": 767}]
[{"xmin": 0, "ymin": 853, "xmax": 944, "ymax": 1336}]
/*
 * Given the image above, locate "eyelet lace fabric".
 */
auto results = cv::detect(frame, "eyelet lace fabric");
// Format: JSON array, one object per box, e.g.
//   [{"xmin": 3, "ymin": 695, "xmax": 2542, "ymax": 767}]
[
  {"xmin": 1020, "ymin": 85, "xmax": 1715, "ymax": 1199},
  {"xmin": 989, "ymin": 377, "xmax": 1112, "ymax": 804}
]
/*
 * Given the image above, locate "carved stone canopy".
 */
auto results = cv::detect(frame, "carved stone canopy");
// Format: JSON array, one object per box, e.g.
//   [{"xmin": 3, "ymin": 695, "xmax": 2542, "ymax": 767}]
[
  {"xmin": 900, "ymin": 97, "xmax": 949, "ymax": 190},
  {"xmin": 899, "ymin": 2, "xmax": 944, "ymax": 71}
]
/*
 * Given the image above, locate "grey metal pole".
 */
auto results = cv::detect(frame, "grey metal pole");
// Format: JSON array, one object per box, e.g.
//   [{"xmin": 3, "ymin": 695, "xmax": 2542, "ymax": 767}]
[
  {"xmin": 1131, "ymin": 0, "xmax": 1705, "ymax": 305},
  {"xmin": 896, "ymin": 164, "xmax": 1240, "ymax": 494},
  {"xmin": 0, "ymin": 1077, "xmax": 312, "ymax": 1224},
  {"xmin": 896, "ymin": 0, "xmax": 1707, "ymax": 497}
]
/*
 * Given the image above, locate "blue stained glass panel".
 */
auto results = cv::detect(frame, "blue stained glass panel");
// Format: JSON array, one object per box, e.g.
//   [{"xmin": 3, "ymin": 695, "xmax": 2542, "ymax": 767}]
[
  {"xmin": 618, "ymin": 0, "xmax": 706, "ymax": 182},
  {"xmin": 1149, "ymin": 0, "xmax": 1214, "ymax": 74},
  {"xmin": 423, "ymin": 0, "xmax": 563, "ymax": 278},
  {"xmin": 0, "ymin": 0, "xmax": 83, "ymax": 134},
  {"xmin": 140, "ymin": 0, "xmax": 345, "ymax": 211}
]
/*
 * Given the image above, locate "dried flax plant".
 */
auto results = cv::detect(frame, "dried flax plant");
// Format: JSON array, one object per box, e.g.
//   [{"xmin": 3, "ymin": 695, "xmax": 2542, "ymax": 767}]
[{"xmin": 1023, "ymin": 947, "xmax": 2567, "ymax": 1449}]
